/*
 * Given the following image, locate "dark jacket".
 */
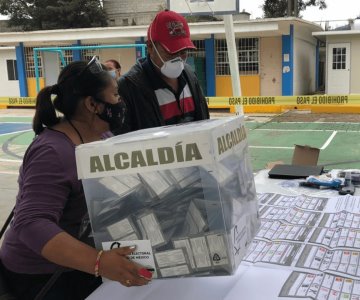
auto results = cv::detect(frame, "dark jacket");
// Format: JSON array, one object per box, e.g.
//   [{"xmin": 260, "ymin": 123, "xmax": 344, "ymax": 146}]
[{"xmin": 118, "ymin": 57, "xmax": 209, "ymax": 132}]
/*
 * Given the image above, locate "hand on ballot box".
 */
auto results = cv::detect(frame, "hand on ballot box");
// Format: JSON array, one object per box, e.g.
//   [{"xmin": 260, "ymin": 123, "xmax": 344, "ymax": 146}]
[{"xmin": 98, "ymin": 246, "xmax": 153, "ymax": 287}]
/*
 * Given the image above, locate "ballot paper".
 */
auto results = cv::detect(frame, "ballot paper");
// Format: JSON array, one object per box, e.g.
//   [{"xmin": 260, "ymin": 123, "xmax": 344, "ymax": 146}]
[{"xmin": 242, "ymin": 192, "xmax": 360, "ymax": 299}]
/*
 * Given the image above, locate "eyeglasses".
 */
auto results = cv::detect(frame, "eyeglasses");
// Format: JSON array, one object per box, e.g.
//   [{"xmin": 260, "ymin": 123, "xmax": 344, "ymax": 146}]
[
  {"xmin": 86, "ymin": 56, "xmax": 104, "ymax": 74},
  {"xmin": 154, "ymin": 42, "xmax": 188, "ymax": 61},
  {"xmin": 75, "ymin": 56, "xmax": 104, "ymax": 80},
  {"xmin": 56, "ymin": 56, "xmax": 106, "ymax": 90}
]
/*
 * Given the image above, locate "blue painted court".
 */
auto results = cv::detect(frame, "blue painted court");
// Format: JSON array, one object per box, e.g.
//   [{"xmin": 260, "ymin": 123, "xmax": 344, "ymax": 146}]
[{"xmin": 0, "ymin": 123, "xmax": 32, "ymax": 134}]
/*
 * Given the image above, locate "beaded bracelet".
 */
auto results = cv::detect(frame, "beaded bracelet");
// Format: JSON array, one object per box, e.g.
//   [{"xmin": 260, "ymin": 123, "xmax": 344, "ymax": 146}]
[{"xmin": 94, "ymin": 250, "xmax": 104, "ymax": 277}]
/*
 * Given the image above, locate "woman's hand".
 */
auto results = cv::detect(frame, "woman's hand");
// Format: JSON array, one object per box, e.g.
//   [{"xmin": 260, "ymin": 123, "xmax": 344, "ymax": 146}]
[
  {"xmin": 99, "ymin": 246, "xmax": 153, "ymax": 287},
  {"xmin": 41, "ymin": 232, "xmax": 152, "ymax": 287}
]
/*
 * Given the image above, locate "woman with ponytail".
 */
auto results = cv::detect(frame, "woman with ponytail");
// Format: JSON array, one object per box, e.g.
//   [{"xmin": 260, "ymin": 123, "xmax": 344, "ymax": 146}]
[{"xmin": 0, "ymin": 58, "xmax": 152, "ymax": 300}]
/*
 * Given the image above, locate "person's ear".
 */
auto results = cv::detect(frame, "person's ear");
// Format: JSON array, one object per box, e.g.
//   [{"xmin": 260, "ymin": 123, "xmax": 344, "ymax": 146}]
[
  {"xmin": 147, "ymin": 40, "xmax": 154, "ymax": 55},
  {"xmin": 84, "ymin": 96, "xmax": 99, "ymax": 114},
  {"xmin": 146, "ymin": 40, "xmax": 152, "ymax": 49}
]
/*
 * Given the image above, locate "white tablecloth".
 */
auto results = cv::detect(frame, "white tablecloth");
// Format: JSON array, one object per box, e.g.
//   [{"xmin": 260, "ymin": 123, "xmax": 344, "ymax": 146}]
[
  {"xmin": 87, "ymin": 265, "xmax": 249, "ymax": 300},
  {"xmin": 87, "ymin": 169, "xmax": 357, "ymax": 300}
]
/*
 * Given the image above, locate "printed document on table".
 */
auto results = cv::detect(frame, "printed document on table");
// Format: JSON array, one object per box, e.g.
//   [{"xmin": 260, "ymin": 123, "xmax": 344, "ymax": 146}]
[
  {"xmin": 323, "ymin": 195, "xmax": 360, "ymax": 213},
  {"xmin": 239, "ymin": 192, "xmax": 360, "ymax": 299}
]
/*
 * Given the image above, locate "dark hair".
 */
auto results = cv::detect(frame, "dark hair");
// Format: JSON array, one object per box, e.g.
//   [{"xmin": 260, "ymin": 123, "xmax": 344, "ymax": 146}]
[
  {"xmin": 33, "ymin": 60, "xmax": 112, "ymax": 134},
  {"xmin": 105, "ymin": 59, "xmax": 121, "ymax": 70}
]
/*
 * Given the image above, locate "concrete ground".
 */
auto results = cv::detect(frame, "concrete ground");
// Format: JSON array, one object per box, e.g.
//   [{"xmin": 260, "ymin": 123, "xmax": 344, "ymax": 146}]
[
  {"xmin": 2, "ymin": 108, "xmax": 360, "ymax": 233},
  {"xmin": 0, "ymin": 109, "xmax": 35, "ymax": 241}
]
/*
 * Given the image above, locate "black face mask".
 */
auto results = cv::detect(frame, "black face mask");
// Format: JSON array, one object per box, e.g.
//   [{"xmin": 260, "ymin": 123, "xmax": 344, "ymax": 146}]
[{"xmin": 96, "ymin": 98, "xmax": 127, "ymax": 135}]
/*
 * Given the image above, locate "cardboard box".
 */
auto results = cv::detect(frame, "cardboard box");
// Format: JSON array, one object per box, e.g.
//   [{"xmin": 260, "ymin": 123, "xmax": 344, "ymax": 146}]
[
  {"xmin": 292, "ymin": 144, "xmax": 320, "ymax": 166},
  {"xmin": 267, "ymin": 145, "xmax": 320, "ymax": 169},
  {"xmin": 267, "ymin": 145, "xmax": 322, "ymax": 179},
  {"xmin": 76, "ymin": 117, "xmax": 260, "ymax": 278}
]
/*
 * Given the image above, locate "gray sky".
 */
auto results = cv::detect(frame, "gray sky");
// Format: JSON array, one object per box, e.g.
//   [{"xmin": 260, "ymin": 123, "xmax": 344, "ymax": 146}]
[
  {"xmin": 1, "ymin": 1, "xmax": 359, "ymax": 22},
  {"xmin": 240, "ymin": 0, "xmax": 360, "ymax": 21}
]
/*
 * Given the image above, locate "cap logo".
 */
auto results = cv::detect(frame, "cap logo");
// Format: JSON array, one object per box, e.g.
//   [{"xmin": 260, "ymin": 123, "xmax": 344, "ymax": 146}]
[{"xmin": 166, "ymin": 21, "xmax": 186, "ymax": 37}]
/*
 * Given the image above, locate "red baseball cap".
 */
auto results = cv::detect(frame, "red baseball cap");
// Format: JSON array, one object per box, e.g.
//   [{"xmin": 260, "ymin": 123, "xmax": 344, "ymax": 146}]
[{"xmin": 148, "ymin": 10, "xmax": 196, "ymax": 54}]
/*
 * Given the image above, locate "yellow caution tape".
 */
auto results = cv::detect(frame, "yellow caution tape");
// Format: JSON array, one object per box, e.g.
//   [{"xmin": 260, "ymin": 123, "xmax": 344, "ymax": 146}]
[
  {"xmin": 0, "ymin": 97, "xmax": 36, "ymax": 106},
  {"xmin": 1, "ymin": 95, "xmax": 360, "ymax": 109},
  {"xmin": 206, "ymin": 95, "xmax": 360, "ymax": 107}
]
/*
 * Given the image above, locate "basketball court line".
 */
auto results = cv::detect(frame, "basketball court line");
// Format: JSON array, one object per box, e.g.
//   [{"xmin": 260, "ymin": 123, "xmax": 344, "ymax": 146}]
[
  {"xmin": 250, "ymin": 128, "xmax": 360, "ymax": 133},
  {"xmin": 250, "ymin": 146, "xmax": 294, "ymax": 149},
  {"xmin": 0, "ymin": 159, "xmax": 23, "ymax": 163},
  {"xmin": 249, "ymin": 130, "xmax": 338, "ymax": 150},
  {"xmin": 246, "ymin": 120, "xmax": 360, "ymax": 132},
  {"xmin": 320, "ymin": 131, "xmax": 337, "ymax": 149},
  {"xmin": 247, "ymin": 121, "xmax": 360, "ymax": 124},
  {"xmin": 0, "ymin": 118, "xmax": 359, "ymax": 173},
  {"xmin": 0, "ymin": 121, "xmax": 32, "ymax": 123},
  {"xmin": 0, "ymin": 123, "xmax": 32, "ymax": 175},
  {"xmin": 0, "ymin": 129, "xmax": 32, "ymax": 136}
]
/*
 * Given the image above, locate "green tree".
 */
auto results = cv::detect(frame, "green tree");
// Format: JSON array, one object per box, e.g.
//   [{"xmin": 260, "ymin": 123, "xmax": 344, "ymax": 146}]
[
  {"xmin": 0, "ymin": 0, "xmax": 107, "ymax": 31},
  {"xmin": 263, "ymin": 0, "xmax": 327, "ymax": 18}
]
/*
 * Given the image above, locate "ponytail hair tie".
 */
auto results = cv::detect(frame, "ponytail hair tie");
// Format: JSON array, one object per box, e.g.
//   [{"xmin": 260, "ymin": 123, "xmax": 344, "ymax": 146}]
[{"xmin": 51, "ymin": 84, "xmax": 60, "ymax": 95}]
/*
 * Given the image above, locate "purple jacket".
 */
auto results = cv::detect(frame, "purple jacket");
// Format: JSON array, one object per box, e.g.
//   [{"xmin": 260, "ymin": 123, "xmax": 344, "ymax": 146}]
[{"xmin": 0, "ymin": 128, "xmax": 88, "ymax": 274}]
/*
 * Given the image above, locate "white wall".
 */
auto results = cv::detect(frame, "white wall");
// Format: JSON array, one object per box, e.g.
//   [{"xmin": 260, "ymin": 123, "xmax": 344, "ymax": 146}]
[
  {"xmin": 0, "ymin": 48, "xmax": 20, "ymax": 96},
  {"xmin": 100, "ymin": 48, "xmax": 137, "ymax": 75},
  {"xmin": 260, "ymin": 37, "xmax": 282, "ymax": 96},
  {"xmin": 351, "ymin": 36, "xmax": 360, "ymax": 94},
  {"xmin": 0, "ymin": 47, "xmax": 139, "ymax": 98},
  {"xmin": 103, "ymin": 0, "xmax": 165, "ymax": 26},
  {"xmin": 293, "ymin": 30, "xmax": 317, "ymax": 95}
]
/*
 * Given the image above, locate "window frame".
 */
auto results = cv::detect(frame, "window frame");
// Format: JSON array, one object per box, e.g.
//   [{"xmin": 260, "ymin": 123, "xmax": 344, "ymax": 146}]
[
  {"xmin": 215, "ymin": 37, "xmax": 260, "ymax": 76},
  {"xmin": 6, "ymin": 59, "xmax": 18, "ymax": 81}
]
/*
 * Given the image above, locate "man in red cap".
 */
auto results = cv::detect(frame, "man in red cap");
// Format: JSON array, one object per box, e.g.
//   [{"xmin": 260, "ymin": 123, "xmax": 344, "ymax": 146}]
[{"xmin": 118, "ymin": 9, "xmax": 209, "ymax": 132}]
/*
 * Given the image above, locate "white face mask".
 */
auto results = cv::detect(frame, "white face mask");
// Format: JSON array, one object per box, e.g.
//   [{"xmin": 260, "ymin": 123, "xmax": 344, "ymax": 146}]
[{"xmin": 151, "ymin": 42, "xmax": 185, "ymax": 79}]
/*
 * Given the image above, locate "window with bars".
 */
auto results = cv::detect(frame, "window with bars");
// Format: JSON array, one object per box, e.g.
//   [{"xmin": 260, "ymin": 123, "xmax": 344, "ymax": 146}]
[
  {"xmin": 215, "ymin": 37, "xmax": 259, "ymax": 75},
  {"xmin": 81, "ymin": 46, "xmax": 100, "ymax": 62},
  {"xmin": 187, "ymin": 40, "xmax": 207, "ymax": 95},
  {"xmin": 57, "ymin": 46, "xmax": 99, "ymax": 66},
  {"xmin": 62, "ymin": 49, "xmax": 74, "ymax": 68},
  {"xmin": 24, "ymin": 47, "xmax": 43, "ymax": 77},
  {"xmin": 238, "ymin": 38, "xmax": 259, "ymax": 74},
  {"xmin": 332, "ymin": 47, "xmax": 346, "ymax": 70},
  {"xmin": 215, "ymin": 39, "xmax": 230, "ymax": 75},
  {"xmin": 24, "ymin": 45, "xmax": 101, "ymax": 77},
  {"xmin": 56, "ymin": 46, "xmax": 98, "ymax": 67},
  {"xmin": 188, "ymin": 40, "xmax": 206, "ymax": 58},
  {"xmin": 6, "ymin": 60, "xmax": 18, "ymax": 80}
]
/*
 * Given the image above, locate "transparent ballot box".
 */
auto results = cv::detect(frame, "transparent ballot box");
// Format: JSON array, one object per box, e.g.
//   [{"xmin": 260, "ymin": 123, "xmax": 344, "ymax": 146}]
[{"xmin": 75, "ymin": 116, "xmax": 260, "ymax": 278}]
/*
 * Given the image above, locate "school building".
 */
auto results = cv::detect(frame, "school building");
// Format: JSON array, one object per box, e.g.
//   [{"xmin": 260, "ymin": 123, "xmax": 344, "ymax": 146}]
[{"xmin": 0, "ymin": 16, "xmax": 322, "ymax": 98}]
